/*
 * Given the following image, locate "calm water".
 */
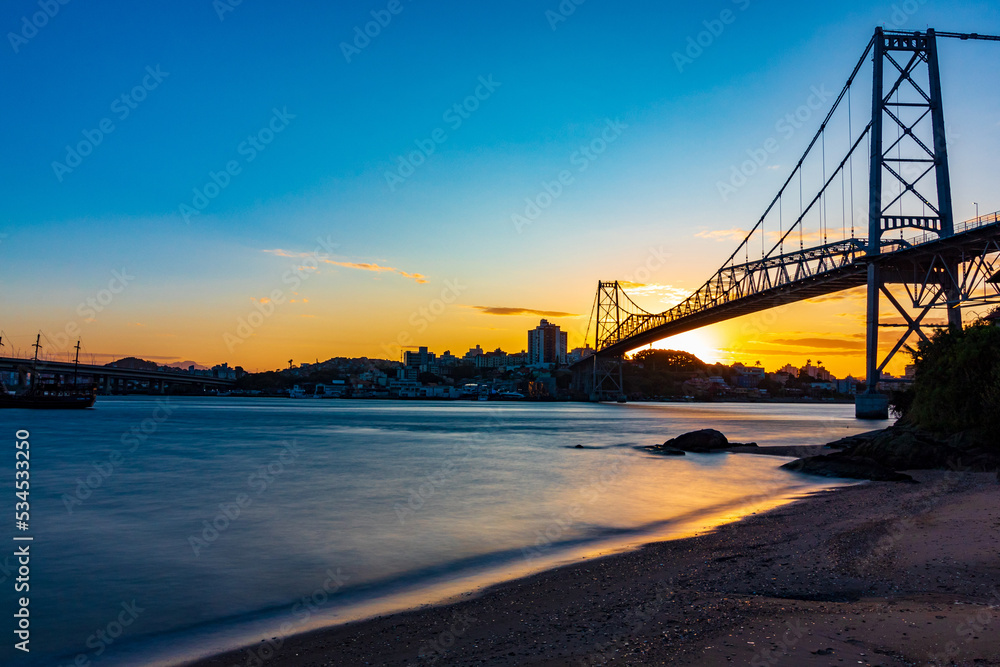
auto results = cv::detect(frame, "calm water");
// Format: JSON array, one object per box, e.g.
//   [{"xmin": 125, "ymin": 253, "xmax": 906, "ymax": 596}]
[{"xmin": 0, "ymin": 398, "xmax": 888, "ymax": 666}]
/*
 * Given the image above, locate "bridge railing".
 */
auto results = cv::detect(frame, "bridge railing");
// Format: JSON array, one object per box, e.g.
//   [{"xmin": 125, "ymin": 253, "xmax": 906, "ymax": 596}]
[
  {"xmin": 596, "ymin": 239, "xmax": 873, "ymax": 350},
  {"xmin": 903, "ymin": 211, "xmax": 1000, "ymax": 248}
]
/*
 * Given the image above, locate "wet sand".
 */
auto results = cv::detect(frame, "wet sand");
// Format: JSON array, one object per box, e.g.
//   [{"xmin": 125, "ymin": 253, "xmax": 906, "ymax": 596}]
[{"xmin": 188, "ymin": 466, "xmax": 1000, "ymax": 667}]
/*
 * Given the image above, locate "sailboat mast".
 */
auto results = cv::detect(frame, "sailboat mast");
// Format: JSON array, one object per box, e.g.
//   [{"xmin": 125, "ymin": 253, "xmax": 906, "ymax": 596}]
[
  {"xmin": 74, "ymin": 340, "xmax": 81, "ymax": 387},
  {"xmin": 31, "ymin": 334, "xmax": 41, "ymax": 390}
]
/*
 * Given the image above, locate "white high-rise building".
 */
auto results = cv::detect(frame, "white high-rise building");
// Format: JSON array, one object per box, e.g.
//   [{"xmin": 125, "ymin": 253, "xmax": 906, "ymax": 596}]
[{"xmin": 528, "ymin": 319, "xmax": 567, "ymax": 366}]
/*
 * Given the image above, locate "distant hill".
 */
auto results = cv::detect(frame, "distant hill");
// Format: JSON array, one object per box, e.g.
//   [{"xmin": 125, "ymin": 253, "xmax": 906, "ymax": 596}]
[
  {"xmin": 104, "ymin": 357, "xmax": 211, "ymax": 371},
  {"xmin": 105, "ymin": 357, "xmax": 159, "ymax": 371},
  {"xmin": 166, "ymin": 360, "xmax": 209, "ymax": 370}
]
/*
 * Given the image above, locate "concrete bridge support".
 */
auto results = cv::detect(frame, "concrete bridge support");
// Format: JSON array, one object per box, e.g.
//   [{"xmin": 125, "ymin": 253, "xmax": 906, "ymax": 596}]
[{"xmin": 571, "ymin": 354, "xmax": 624, "ymax": 402}]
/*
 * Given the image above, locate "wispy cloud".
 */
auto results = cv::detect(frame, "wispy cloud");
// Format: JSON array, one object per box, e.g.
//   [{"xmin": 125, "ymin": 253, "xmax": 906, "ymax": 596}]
[
  {"xmin": 805, "ymin": 288, "xmax": 866, "ymax": 304},
  {"xmin": 696, "ymin": 228, "xmax": 848, "ymax": 246},
  {"xmin": 470, "ymin": 306, "xmax": 578, "ymax": 317},
  {"xmin": 262, "ymin": 248, "xmax": 427, "ymax": 284},
  {"xmin": 262, "ymin": 248, "xmax": 309, "ymax": 258},
  {"xmin": 695, "ymin": 228, "xmax": 749, "ymax": 242},
  {"xmin": 321, "ymin": 259, "xmax": 428, "ymax": 284},
  {"xmin": 619, "ymin": 282, "xmax": 690, "ymax": 307},
  {"xmin": 769, "ymin": 336, "xmax": 866, "ymax": 350}
]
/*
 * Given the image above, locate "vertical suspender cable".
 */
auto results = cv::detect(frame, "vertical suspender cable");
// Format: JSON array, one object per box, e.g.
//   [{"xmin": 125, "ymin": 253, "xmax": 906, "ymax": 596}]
[
  {"xmin": 779, "ymin": 194, "xmax": 783, "ymax": 255},
  {"xmin": 849, "ymin": 86, "xmax": 855, "ymax": 238},
  {"xmin": 842, "ymin": 164, "xmax": 847, "ymax": 241},
  {"xmin": 822, "ymin": 131, "xmax": 828, "ymax": 244},
  {"xmin": 799, "ymin": 170, "xmax": 804, "ymax": 250}
]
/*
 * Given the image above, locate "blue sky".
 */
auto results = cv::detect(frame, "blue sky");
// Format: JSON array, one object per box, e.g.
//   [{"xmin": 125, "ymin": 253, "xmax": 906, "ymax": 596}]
[{"xmin": 2, "ymin": 0, "xmax": 999, "ymax": 371}]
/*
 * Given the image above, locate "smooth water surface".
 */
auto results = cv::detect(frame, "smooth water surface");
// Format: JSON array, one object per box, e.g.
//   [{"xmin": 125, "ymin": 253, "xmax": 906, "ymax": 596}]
[{"xmin": 0, "ymin": 398, "xmax": 888, "ymax": 665}]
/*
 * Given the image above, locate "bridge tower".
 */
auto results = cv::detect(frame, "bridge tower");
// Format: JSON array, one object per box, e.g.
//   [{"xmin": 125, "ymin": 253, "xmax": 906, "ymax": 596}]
[
  {"xmin": 859, "ymin": 28, "xmax": 959, "ymax": 418},
  {"xmin": 588, "ymin": 281, "xmax": 626, "ymax": 401}
]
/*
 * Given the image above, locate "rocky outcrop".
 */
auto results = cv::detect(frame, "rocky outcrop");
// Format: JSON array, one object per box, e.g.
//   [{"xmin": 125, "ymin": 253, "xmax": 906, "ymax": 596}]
[
  {"xmin": 662, "ymin": 429, "xmax": 729, "ymax": 453},
  {"xmin": 782, "ymin": 424, "xmax": 999, "ymax": 482},
  {"xmin": 780, "ymin": 453, "xmax": 914, "ymax": 482},
  {"xmin": 848, "ymin": 426, "xmax": 1000, "ymax": 472},
  {"xmin": 825, "ymin": 430, "xmax": 884, "ymax": 450}
]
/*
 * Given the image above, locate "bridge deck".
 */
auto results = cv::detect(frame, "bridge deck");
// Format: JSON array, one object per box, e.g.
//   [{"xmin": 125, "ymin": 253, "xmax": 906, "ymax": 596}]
[
  {"xmin": 0, "ymin": 357, "xmax": 235, "ymax": 386},
  {"xmin": 582, "ymin": 215, "xmax": 1000, "ymax": 360}
]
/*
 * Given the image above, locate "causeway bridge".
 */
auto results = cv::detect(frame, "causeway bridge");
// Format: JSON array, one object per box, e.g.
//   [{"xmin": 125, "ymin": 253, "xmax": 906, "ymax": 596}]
[
  {"xmin": 573, "ymin": 28, "xmax": 1000, "ymax": 418},
  {"xmin": 0, "ymin": 356, "xmax": 236, "ymax": 394}
]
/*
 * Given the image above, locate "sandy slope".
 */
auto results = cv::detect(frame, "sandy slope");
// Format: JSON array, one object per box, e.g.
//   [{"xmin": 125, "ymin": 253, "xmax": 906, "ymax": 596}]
[{"xmin": 188, "ymin": 469, "xmax": 1000, "ymax": 667}]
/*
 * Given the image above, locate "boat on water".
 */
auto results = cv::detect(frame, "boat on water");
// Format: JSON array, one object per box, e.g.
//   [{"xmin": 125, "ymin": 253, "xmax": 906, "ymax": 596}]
[
  {"xmin": 496, "ymin": 391, "xmax": 525, "ymax": 401},
  {"xmin": 0, "ymin": 335, "xmax": 97, "ymax": 409}
]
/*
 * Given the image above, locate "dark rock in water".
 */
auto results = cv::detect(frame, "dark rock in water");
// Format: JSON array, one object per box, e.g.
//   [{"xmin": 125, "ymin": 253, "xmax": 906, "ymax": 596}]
[
  {"xmin": 730, "ymin": 442, "xmax": 758, "ymax": 448},
  {"xmin": 663, "ymin": 429, "xmax": 729, "ymax": 453},
  {"xmin": 781, "ymin": 453, "xmax": 914, "ymax": 482},
  {"xmin": 645, "ymin": 445, "xmax": 686, "ymax": 456},
  {"xmin": 574, "ymin": 444, "xmax": 584, "ymax": 449}
]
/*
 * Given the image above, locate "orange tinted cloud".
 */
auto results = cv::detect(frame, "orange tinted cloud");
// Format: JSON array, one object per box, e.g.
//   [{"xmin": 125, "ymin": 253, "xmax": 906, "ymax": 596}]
[
  {"xmin": 471, "ymin": 306, "xmax": 578, "ymax": 317},
  {"xmin": 695, "ymin": 228, "xmax": 748, "ymax": 242},
  {"xmin": 261, "ymin": 248, "xmax": 428, "ymax": 283},
  {"xmin": 321, "ymin": 260, "xmax": 427, "ymax": 283},
  {"xmin": 769, "ymin": 336, "xmax": 866, "ymax": 350}
]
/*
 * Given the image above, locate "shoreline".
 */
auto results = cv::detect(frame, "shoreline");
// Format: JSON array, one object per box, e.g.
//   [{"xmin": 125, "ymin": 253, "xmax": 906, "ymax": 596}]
[
  {"xmin": 166, "ymin": 446, "xmax": 832, "ymax": 667},
  {"xmin": 184, "ymin": 463, "xmax": 999, "ymax": 666}
]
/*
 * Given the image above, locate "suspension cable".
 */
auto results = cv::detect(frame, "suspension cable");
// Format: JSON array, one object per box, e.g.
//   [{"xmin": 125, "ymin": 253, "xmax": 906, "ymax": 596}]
[
  {"xmin": 766, "ymin": 122, "xmax": 872, "ymax": 256},
  {"xmin": 709, "ymin": 35, "xmax": 876, "ymax": 270}
]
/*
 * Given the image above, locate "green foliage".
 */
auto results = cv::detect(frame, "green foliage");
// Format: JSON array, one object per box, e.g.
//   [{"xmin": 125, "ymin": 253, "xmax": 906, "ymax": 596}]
[
  {"xmin": 907, "ymin": 320, "xmax": 1000, "ymax": 439},
  {"xmin": 632, "ymin": 349, "xmax": 707, "ymax": 372},
  {"xmin": 234, "ymin": 370, "xmax": 292, "ymax": 390},
  {"xmin": 888, "ymin": 387, "xmax": 915, "ymax": 420},
  {"xmin": 446, "ymin": 364, "xmax": 479, "ymax": 382},
  {"xmin": 418, "ymin": 371, "xmax": 443, "ymax": 385},
  {"xmin": 625, "ymin": 349, "xmax": 707, "ymax": 397}
]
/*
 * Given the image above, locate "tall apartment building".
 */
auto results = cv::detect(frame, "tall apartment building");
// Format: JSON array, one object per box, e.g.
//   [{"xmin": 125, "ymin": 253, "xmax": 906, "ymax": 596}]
[{"xmin": 528, "ymin": 319, "xmax": 568, "ymax": 366}]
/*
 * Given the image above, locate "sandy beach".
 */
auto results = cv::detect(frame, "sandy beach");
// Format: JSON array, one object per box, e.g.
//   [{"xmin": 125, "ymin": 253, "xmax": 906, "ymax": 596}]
[{"xmin": 187, "ymin": 458, "xmax": 1000, "ymax": 667}]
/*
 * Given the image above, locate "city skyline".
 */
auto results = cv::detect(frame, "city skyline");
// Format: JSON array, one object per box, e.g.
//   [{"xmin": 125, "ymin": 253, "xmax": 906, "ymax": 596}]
[
  {"xmin": 4, "ymin": 1, "xmax": 1000, "ymax": 380},
  {"xmin": 5, "ymin": 315, "xmax": 891, "ymax": 386}
]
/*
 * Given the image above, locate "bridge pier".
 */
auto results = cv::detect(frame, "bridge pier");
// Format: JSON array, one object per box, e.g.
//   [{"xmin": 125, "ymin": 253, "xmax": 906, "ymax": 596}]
[
  {"xmin": 855, "ymin": 393, "xmax": 889, "ymax": 420},
  {"xmin": 571, "ymin": 361, "xmax": 593, "ymax": 399},
  {"xmin": 570, "ymin": 354, "xmax": 625, "ymax": 401}
]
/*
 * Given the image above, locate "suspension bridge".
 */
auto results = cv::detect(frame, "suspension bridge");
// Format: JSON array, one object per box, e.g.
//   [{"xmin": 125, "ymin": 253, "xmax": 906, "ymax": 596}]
[{"xmin": 572, "ymin": 28, "xmax": 1000, "ymax": 418}]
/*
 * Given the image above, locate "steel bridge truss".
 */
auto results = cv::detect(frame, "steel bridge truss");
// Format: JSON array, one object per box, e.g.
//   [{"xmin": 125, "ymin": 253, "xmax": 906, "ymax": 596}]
[
  {"xmin": 590, "ymin": 216, "xmax": 1000, "ymax": 362},
  {"xmin": 576, "ymin": 29, "xmax": 1000, "ymax": 414},
  {"xmin": 593, "ymin": 239, "xmax": 870, "ymax": 351}
]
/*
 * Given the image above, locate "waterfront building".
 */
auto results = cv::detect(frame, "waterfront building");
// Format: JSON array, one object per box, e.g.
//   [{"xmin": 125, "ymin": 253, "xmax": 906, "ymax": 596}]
[
  {"xmin": 799, "ymin": 361, "xmax": 832, "ymax": 382},
  {"xmin": 732, "ymin": 362, "xmax": 765, "ymax": 388},
  {"xmin": 777, "ymin": 363, "xmax": 799, "ymax": 377},
  {"xmin": 836, "ymin": 377, "xmax": 859, "ymax": 394},
  {"xmin": 528, "ymin": 319, "xmax": 567, "ymax": 366},
  {"xmin": 505, "ymin": 351, "xmax": 529, "ymax": 368},
  {"xmin": 438, "ymin": 350, "xmax": 459, "ymax": 367},
  {"xmin": 462, "ymin": 345, "xmax": 484, "ymax": 363},
  {"xmin": 404, "ymin": 346, "xmax": 436, "ymax": 370},
  {"xmin": 567, "ymin": 345, "xmax": 594, "ymax": 365},
  {"xmin": 475, "ymin": 348, "xmax": 508, "ymax": 369}
]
